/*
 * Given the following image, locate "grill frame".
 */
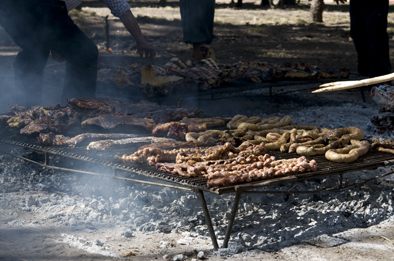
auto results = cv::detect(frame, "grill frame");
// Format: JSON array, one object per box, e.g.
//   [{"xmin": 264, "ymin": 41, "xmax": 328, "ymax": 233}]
[
  {"xmin": 2, "ymin": 136, "xmax": 394, "ymax": 195},
  {"xmin": 2, "ymin": 125, "xmax": 394, "ymax": 251}
]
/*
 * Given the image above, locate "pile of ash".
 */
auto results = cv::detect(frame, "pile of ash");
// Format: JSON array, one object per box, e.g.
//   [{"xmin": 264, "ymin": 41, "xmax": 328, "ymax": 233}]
[{"xmin": 370, "ymin": 85, "xmax": 394, "ymax": 134}]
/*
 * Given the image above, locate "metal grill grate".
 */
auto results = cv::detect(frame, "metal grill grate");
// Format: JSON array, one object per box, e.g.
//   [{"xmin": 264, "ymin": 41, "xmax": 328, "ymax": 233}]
[{"xmin": 1, "ymin": 123, "xmax": 394, "ymax": 195}]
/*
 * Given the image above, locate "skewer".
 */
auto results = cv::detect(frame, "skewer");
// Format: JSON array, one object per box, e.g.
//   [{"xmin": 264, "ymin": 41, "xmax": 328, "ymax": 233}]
[{"xmin": 312, "ymin": 72, "xmax": 394, "ymax": 93}]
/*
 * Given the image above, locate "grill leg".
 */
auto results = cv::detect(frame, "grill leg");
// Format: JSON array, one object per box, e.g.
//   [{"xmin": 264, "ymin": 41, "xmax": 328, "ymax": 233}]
[
  {"xmin": 44, "ymin": 152, "xmax": 48, "ymax": 166},
  {"xmin": 197, "ymin": 190, "xmax": 219, "ymax": 250},
  {"xmin": 339, "ymin": 173, "xmax": 343, "ymax": 188},
  {"xmin": 223, "ymin": 191, "xmax": 241, "ymax": 248},
  {"xmin": 360, "ymin": 87, "xmax": 366, "ymax": 102}
]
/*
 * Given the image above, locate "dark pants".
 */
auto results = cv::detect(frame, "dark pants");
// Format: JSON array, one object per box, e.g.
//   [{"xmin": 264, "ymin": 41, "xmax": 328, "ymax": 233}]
[
  {"xmin": 350, "ymin": 0, "xmax": 391, "ymax": 77},
  {"xmin": 0, "ymin": 0, "xmax": 98, "ymax": 107},
  {"xmin": 180, "ymin": 0, "xmax": 215, "ymax": 44}
]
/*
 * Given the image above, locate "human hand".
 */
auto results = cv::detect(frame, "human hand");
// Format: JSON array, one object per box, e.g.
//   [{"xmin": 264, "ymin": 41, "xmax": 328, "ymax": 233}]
[
  {"xmin": 51, "ymin": 50, "xmax": 66, "ymax": 62},
  {"xmin": 134, "ymin": 42, "xmax": 156, "ymax": 58},
  {"xmin": 334, "ymin": 0, "xmax": 347, "ymax": 4}
]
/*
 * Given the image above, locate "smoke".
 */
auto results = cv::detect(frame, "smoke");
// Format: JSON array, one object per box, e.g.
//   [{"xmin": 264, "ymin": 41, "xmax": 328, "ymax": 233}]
[
  {"xmin": 0, "ymin": 25, "xmax": 17, "ymax": 113},
  {"xmin": 0, "ymin": 23, "xmax": 67, "ymax": 112},
  {"xmin": 41, "ymin": 61, "xmax": 66, "ymax": 106}
]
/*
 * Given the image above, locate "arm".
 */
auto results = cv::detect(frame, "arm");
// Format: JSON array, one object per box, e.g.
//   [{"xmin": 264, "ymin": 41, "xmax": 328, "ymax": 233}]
[{"xmin": 120, "ymin": 10, "xmax": 156, "ymax": 58}]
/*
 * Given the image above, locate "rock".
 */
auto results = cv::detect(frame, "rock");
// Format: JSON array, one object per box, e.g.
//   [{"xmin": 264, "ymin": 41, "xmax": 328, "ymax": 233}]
[
  {"xmin": 134, "ymin": 216, "xmax": 146, "ymax": 226},
  {"xmin": 173, "ymin": 254, "xmax": 186, "ymax": 261},
  {"xmin": 111, "ymin": 203, "xmax": 122, "ymax": 216},
  {"xmin": 150, "ymin": 194, "xmax": 163, "ymax": 208},
  {"xmin": 160, "ymin": 241, "xmax": 171, "ymax": 248},
  {"xmin": 197, "ymin": 251, "xmax": 205, "ymax": 259},
  {"xmin": 119, "ymin": 210, "xmax": 130, "ymax": 221},
  {"xmin": 181, "ymin": 232, "xmax": 191, "ymax": 237},
  {"xmin": 218, "ymin": 248, "xmax": 229, "ymax": 256},
  {"xmin": 243, "ymin": 203, "xmax": 253, "ymax": 212},
  {"xmin": 122, "ymin": 229, "xmax": 134, "ymax": 238},
  {"xmin": 177, "ymin": 239, "xmax": 191, "ymax": 245},
  {"xmin": 26, "ymin": 196, "xmax": 37, "ymax": 207},
  {"xmin": 89, "ymin": 199, "xmax": 99, "ymax": 209},
  {"xmin": 95, "ymin": 239, "xmax": 104, "ymax": 246},
  {"xmin": 68, "ymin": 217, "xmax": 77, "ymax": 226},
  {"xmin": 38, "ymin": 197, "xmax": 50, "ymax": 204},
  {"xmin": 241, "ymin": 233, "xmax": 251, "ymax": 242},
  {"xmin": 228, "ymin": 243, "xmax": 243, "ymax": 254},
  {"xmin": 156, "ymin": 222, "xmax": 172, "ymax": 233},
  {"xmin": 224, "ymin": 211, "xmax": 232, "ymax": 220},
  {"xmin": 177, "ymin": 219, "xmax": 189, "ymax": 227}
]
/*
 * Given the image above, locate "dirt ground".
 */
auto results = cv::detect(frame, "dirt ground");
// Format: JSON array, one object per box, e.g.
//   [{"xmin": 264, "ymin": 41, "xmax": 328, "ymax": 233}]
[{"xmin": 2, "ymin": 1, "xmax": 394, "ymax": 260}]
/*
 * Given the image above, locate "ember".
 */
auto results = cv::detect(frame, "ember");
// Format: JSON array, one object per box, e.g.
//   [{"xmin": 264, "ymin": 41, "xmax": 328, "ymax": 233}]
[{"xmin": 371, "ymin": 85, "xmax": 394, "ymax": 134}]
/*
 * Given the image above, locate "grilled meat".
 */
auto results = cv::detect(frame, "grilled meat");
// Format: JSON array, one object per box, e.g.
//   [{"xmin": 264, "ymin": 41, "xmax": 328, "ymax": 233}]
[
  {"xmin": 155, "ymin": 150, "xmax": 317, "ymax": 186},
  {"xmin": 164, "ymin": 57, "xmax": 188, "ymax": 73},
  {"xmin": 37, "ymin": 132, "xmax": 139, "ymax": 147},
  {"xmin": 132, "ymin": 107, "xmax": 203, "ymax": 124},
  {"xmin": 37, "ymin": 132, "xmax": 70, "ymax": 146},
  {"xmin": 206, "ymin": 156, "xmax": 317, "ymax": 187},
  {"xmin": 110, "ymin": 101, "xmax": 162, "ymax": 116},
  {"xmin": 68, "ymin": 98, "xmax": 115, "ymax": 114},
  {"xmin": 180, "ymin": 117, "xmax": 227, "ymax": 128},
  {"xmin": 117, "ymin": 147, "xmax": 180, "ymax": 165},
  {"xmin": 141, "ymin": 64, "xmax": 184, "ymax": 86},
  {"xmin": 81, "ymin": 114, "xmax": 155, "ymax": 132},
  {"xmin": 20, "ymin": 119, "xmax": 68, "ymax": 135},
  {"xmin": 119, "ymin": 142, "xmax": 265, "ymax": 166},
  {"xmin": 20, "ymin": 122, "xmax": 49, "ymax": 135},
  {"xmin": 138, "ymin": 140, "xmax": 202, "ymax": 150},
  {"xmin": 152, "ymin": 121, "xmax": 206, "ymax": 140},
  {"xmin": 0, "ymin": 115, "xmax": 11, "ymax": 126},
  {"xmin": 87, "ymin": 136, "xmax": 174, "ymax": 151},
  {"xmin": 140, "ymin": 65, "xmax": 184, "ymax": 97},
  {"xmin": 156, "ymin": 162, "xmax": 207, "ymax": 178},
  {"xmin": 7, "ymin": 104, "xmax": 80, "ymax": 135}
]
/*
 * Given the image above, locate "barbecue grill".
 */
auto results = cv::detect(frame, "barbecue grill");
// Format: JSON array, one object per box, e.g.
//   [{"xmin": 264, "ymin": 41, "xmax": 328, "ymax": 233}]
[
  {"xmin": 1, "ymin": 124, "xmax": 394, "ymax": 250},
  {"xmin": 97, "ymin": 73, "xmax": 367, "ymax": 103}
]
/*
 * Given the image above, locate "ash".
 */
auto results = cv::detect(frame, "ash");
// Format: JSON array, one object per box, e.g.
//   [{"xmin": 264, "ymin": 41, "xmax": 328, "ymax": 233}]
[{"xmin": 2, "ymin": 90, "xmax": 394, "ymax": 260}]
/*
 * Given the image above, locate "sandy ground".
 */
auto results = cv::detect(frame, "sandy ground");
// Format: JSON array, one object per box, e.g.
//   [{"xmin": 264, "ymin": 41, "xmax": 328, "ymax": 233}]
[{"xmin": 2, "ymin": 1, "xmax": 394, "ymax": 260}]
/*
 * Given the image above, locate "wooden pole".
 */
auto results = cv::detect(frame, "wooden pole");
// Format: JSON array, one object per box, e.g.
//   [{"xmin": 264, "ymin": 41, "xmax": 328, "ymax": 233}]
[{"xmin": 312, "ymin": 73, "xmax": 394, "ymax": 93}]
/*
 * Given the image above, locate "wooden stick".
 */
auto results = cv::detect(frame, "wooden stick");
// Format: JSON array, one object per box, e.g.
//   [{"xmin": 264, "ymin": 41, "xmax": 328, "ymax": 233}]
[{"xmin": 312, "ymin": 72, "xmax": 394, "ymax": 93}]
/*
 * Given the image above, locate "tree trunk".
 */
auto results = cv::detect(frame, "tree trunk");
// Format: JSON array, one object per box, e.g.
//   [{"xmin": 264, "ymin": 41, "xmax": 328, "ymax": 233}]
[{"xmin": 310, "ymin": 0, "xmax": 324, "ymax": 22}]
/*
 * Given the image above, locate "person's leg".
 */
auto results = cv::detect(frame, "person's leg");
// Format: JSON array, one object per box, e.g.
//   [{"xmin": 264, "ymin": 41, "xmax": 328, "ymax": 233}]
[
  {"xmin": 0, "ymin": 0, "xmax": 50, "ymax": 107},
  {"xmin": 365, "ymin": 0, "xmax": 391, "ymax": 77},
  {"xmin": 13, "ymin": 49, "xmax": 49, "ymax": 107},
  {"xmin": 349, "ymin": 0, "xmax": 369, "ymax": 76},
  {"xmin": 55, "ymin": 30, "xmax": 98, "ymax": 103},
  {"xmin": 180, "ymin": 0, "xmax": 215, "ymax": 60},
  {"xmin": 1, "ymin": 0, "xmax": 98, "ymax": 105},
  {"xmin": 38, "ymin": 1, "xmax": 98, "ymax": 103}
]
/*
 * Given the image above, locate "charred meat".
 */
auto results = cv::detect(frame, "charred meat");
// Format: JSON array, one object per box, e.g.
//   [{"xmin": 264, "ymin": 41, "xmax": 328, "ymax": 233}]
[{"xmin": 81, "ymin": 114, "xmax": 155, "ymax": 132}]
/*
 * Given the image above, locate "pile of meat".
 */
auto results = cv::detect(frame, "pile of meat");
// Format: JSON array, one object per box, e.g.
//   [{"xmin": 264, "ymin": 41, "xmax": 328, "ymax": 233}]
[
  {"xmin": 98, "ymin": 56, "xmax": 350, "ymax": 98},
  {"xmin": 0, "ymin": 98, "xmax": 202, "ymax": 147},
  {"xmin": 118, "ymin": 141, "xmax": 317, "ymax": 187},
  {"xmin": 3, "ymin": 98, "xmax": 394, "ymax": 187}
]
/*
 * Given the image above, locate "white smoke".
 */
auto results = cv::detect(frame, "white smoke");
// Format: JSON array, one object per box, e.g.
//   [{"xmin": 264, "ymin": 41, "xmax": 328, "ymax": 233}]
[{"xmin": 0, "ymin": 24, "xmax": 66, "ymax": 112}]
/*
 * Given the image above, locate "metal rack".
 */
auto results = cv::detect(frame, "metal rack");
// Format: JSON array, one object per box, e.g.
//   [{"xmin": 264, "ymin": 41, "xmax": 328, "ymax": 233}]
[
  {"xmin": 1, "ymin": 134, "xmax": 394, "ymax": 250},
  {"xmin": 96, "ymin": 73, "xmax": 367, "ymax": 104}
]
